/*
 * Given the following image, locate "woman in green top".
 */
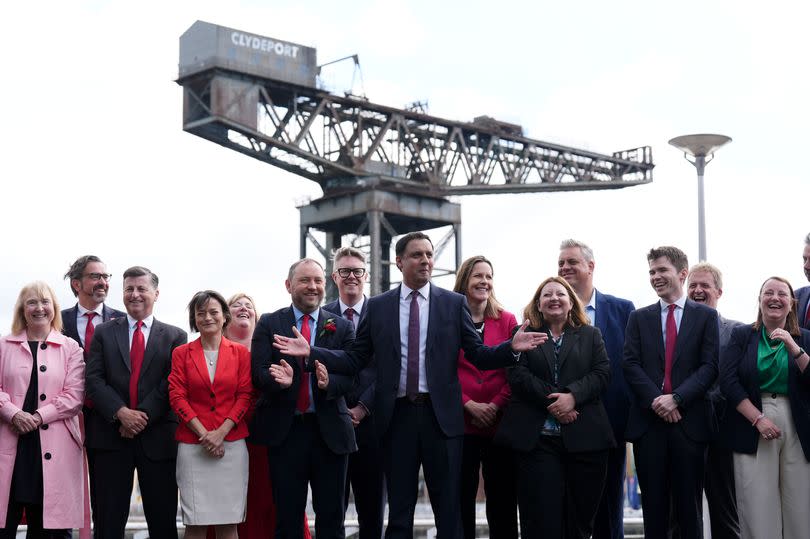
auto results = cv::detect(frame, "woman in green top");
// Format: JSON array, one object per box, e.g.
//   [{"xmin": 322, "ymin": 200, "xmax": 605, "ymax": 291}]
[{"xmin": 719, "ymin": 276, "xmax": 810, "ymax": 539}]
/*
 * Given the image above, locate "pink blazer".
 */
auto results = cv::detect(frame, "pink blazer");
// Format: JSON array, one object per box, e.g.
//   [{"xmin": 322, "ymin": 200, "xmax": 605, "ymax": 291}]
[
  {"xmin": 457, "ymin": 310, "xmax": 518, "ymax": 436},
  {"xmin": 0, "ymin": 330, "xmax": 85, "ymax": 529}
]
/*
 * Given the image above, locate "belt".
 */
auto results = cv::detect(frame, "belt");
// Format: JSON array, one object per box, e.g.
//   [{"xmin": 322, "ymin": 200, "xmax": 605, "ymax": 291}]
[{"xmin": 399, "ymin": 393, "xmax": 431, "ymax": 405}]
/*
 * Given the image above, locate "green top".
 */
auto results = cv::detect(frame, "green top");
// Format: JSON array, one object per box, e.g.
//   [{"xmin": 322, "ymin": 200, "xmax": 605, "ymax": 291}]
[{"xmin": 757, "ymin": 327, "xmax": 789, "ymax": 394}]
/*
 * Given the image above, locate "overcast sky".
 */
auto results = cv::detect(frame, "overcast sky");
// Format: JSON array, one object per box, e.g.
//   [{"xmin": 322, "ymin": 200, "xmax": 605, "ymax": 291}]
[{"xmin": 1, "ymin": 0, "xmax": 808, "ymax": 335}]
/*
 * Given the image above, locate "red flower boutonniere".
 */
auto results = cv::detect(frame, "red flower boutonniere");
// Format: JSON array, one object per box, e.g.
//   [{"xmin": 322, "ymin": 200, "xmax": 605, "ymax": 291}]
[{"xmin": 319, "ymin": 318, "xmax": 337, "ymax": 338}]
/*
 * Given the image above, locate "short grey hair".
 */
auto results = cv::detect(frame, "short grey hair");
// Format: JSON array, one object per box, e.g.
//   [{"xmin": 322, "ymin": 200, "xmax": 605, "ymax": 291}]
[
  {"xmin": 559, "ymin": 239, "xmax": 594, "ymax": 263},
  {"xmin": 287, "ymin": 258, "xmax": 324, "ymax": 282},
  {"xmin": 332, "ymin": 246, "xmax": 366, "ymax": 265}
]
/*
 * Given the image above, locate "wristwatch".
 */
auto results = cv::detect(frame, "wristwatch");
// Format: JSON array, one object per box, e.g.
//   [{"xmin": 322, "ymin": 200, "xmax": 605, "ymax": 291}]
[
  {"xmin": 795, "ymin": 348, "xmax": 806, "ymax": 360},
  {"xmin": 672, "ymin": 392, "xmax": 683, "ymax": 406}
]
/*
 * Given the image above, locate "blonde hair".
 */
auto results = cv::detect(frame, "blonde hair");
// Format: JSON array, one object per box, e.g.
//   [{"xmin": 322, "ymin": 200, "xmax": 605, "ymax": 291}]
[
  {"xmin": 11, "ymin": 281, "xmax": 62, "ymax": 335},
  {"xmin": 523, "ymin": 276, "xmax": 589, "ymax": 330},
  {"xmin": 453, "ymin": 255, "xmax": 504, "ymax": 320}
]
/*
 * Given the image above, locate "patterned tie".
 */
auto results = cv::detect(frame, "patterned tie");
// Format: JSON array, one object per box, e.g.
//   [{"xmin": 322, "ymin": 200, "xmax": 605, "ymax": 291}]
[
  {"xmin": 663, "ymin": 304, "xmax": 677, "ymax": 394},
  {"xmin": 296, "ymin": 314, "xmax": 312, "ymax": 413},
  {"xmin": 344, "ymin": 307, "xmax": 357, "ymax": 330},
  {"xmin": 406, "ymin": 291, "xmax": 420, "ymax": 398},
  {"xmin": 83, "ymin": 312, "xmax": 97, "ymax": 359},
  {"xmin": 129, "ymin": 320, "xmax": 145, "ymax": 408}
]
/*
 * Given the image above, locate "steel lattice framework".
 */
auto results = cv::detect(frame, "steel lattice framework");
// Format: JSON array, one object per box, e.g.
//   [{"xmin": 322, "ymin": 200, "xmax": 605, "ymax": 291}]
[{"xmin": 180, "ymin": 70, "xmax": 654, "ymax": 196}]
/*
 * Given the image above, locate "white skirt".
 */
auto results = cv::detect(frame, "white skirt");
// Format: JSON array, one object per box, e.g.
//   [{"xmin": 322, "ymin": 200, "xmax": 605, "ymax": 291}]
[{"xmin": 176, "ymin": 439, "xmax": 249, "ymax": 525}]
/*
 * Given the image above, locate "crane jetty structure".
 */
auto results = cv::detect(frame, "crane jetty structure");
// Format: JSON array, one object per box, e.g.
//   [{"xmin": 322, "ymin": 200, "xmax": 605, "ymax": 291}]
[{"xmin": 177, "ymin": 21, "xmax": 655, "ymax": 299}]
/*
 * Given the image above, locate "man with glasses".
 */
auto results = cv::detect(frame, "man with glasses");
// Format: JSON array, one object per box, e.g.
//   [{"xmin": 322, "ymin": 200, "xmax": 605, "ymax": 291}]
[
  {"xmin": 324, "ymin": 247, "xmax": 385, "ymax": 539},
  {"xmin": 61, "ymin": 255, "xmax": 125, "ymax": 532}
]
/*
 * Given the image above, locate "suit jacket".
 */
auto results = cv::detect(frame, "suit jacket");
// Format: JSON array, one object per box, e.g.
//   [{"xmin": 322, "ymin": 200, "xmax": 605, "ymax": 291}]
[
  {"xmin": 797, "ymin": 286, "xmax": 810, "ymax": 329},
  {"xmin": 84, "ymin": 316, "xmax": 187, "ymax": 460},
  {"xmin": 311, "ymin": 284, "xmax": 515, "ymax": 438},
  {"xmin": 250, "ymin": 306, "xmax": 357, "ymax": 455},
  {"xmin": 623, "ymin": 299, "xmax": 719, "ymax": 442},
  {"xmin": 593, "ymin": 289, "xmax": 635, "ymax": 439},
  {"xmin": 719, "ymin": 325, "xmax": 810, "ymax": 459},
  {"xmin": 495, "ymin": 324, "xmax": 615, "ymax": 453},
  {"xmin": 457, "ymin": 311, "xmax": 517, "ymax": 436},
  {"xmin": 61, "ymin": 303, "xmax": 126, "ymax": 349},
  {"xmin": 168, "ymin": 337, "xmax": 253, "ymax": 444},
  {"xmin": 323, "ymin": 298, "xmax": 376, "ymax": 413}
]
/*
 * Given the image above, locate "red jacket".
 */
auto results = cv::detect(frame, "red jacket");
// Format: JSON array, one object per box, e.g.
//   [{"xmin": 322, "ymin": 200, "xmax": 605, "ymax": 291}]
[
  {"xmin": 457, "ymin": 311, "xmax": 518, "ymax": 436},
  {"xmin": 169, "ymin": 337, "xmax": 253, "ymax": 443}
]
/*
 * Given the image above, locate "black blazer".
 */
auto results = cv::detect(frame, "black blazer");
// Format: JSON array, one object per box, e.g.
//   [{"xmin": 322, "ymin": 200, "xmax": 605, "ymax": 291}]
[
  {"xmin": 719, "ymin": 324, "xmax": 810, "ymax": 459},
  {"xmin": 495, "ymin": 324, "xmax": 615, "ymax": 453},
  {"xmin": 84, "ymin": 316, "xmax": 187, "ymax": 460},
  {"xmin": 61, "ymin": 303, "xmax": 125, "ymax": 348},
  {"xmin": 311, "ymin": 284, "xmax": 515, "ymax": 439},
  {"xmin": 250, "ymin": 307, "xmax": 357, "ymax": 455},
  {"xmin": 623, "ymin": 299, "xmax": 719, "ymax": 442}
]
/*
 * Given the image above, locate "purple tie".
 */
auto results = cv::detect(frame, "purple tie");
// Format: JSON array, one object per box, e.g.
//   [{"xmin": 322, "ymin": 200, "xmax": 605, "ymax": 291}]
[
  {"xmin": 406, "ymin": 291, "xmax": 420, "ymax": 398},
  {"xmin": 344, "ymin": 307, "xmax": 357, "ymax": 330}
]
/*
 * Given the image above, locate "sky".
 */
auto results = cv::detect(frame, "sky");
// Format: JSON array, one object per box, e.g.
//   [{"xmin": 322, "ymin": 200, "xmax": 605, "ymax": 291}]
[{"xmin": 1, "ymin": 0, "xmax": 808, "ymax": 335}]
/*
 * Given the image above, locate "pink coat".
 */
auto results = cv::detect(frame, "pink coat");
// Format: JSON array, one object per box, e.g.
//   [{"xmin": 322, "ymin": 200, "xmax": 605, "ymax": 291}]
[{"xmin": 0, "ymin": 330, "xmax": 85, "ymax": 529}]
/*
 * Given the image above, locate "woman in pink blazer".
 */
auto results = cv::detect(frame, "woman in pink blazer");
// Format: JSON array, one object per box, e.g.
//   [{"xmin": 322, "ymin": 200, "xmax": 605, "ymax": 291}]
[
  {"xmin": 0, "ymin": 281, "xmax": 85, "ymax": 538},
  {"xmin": 453, "ymin": 256, "xmax": 519, "ymax": 539}
]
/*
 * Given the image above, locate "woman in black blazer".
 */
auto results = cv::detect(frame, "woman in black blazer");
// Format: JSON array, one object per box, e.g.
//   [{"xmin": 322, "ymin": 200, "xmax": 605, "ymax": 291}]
[
  {"xmin": 719, "ymin": 276, "xmax": 810, "ymax": 539},
  {"xmin": 495, "ymin": 276, "xmax": 615, "ymax": 539}
]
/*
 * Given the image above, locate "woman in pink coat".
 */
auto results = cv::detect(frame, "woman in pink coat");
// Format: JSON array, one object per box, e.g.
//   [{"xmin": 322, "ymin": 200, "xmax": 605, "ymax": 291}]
[{"xmin": 0, "ymin": 281, "xmax": 85, "ymax": 538}]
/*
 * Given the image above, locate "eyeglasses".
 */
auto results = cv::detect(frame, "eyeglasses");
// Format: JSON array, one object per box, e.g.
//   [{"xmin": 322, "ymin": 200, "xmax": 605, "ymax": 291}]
[
  {"xmin": 84, "ymin": 273, "xmax": 112, "ymax": 281},
  {"xmin": 335, "ymin": 268, "xmax": 366, "ymax": 279}
]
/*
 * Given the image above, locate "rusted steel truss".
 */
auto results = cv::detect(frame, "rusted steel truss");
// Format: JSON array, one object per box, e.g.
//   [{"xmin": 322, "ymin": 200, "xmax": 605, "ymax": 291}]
[{"xmin": 180, "ymin": 70, "xmax": 654, "ymax": 196}]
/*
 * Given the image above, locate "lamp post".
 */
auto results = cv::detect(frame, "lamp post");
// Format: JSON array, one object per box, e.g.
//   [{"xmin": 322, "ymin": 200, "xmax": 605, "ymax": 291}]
[{"xmin": 668, "ymin": 134, "xmax": 732, "ymax": 262}]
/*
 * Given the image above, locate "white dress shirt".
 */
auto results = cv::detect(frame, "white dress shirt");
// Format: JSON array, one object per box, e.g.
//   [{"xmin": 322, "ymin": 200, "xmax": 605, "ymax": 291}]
[
  {"xmin": 659, "ymin": 295, "xmax": 687, "ymax": 348},
  {"xmin": 77, "ymin": 303, "xmax": 104, "ymax": 346},
  {"xmin": 126, "ymin": 314, "xmax": 154, "ymax": 349}
]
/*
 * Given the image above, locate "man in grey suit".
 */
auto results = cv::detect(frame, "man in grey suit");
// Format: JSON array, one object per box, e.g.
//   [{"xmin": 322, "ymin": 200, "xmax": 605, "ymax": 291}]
[
  {"xmin": 85, "ymin": 266, "xmax": 187, "ymax": 539},
  {"xmin": 687, "ymin": 262, "xmax": 743, "ymax": 539},
  {"xmin": 795, "ymin": 233, "xmax": 810, "ymax": 330}
]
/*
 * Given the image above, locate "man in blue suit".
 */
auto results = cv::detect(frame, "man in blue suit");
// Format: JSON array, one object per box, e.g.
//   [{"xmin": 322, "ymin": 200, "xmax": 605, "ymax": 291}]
[
  {"xmin": 323, "ymin": 246, "xmax": 385, "ymax": 539},
  {"xmin": 623, "ymin": 246, "xmax": 718, "ymax": 539},
  {"xmin": 795, "ymin": 233, "xmax": 810, "ymax": 330},
  {"xmin": 558, "ymin": 239, "xmax": 634, "ymax": 539},
  {"xmin": 275, "ymin": 232, "xmax": 547, "ymax": 539}
]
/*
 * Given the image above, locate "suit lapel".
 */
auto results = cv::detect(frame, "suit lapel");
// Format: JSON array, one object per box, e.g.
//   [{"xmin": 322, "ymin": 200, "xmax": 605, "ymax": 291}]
[
  {"xmin": 189, "ymin": 339, "xmax": 213, "ymax": 390},
  {"xmin": 594, "ymin": 290, "xmax": 608, "ymax": 334},
  {"xmin": 314, "ymin": 308, "xmax": 330, "ymax": 347},
  {"xmin": 390, "ymin": 286, "xmax": 403, "ymax": 357},
  {"xmin": 64, "ymin": 305, "xmax": 79, "ymax": 341},
  {"xmin": 540, "ymin": 335, "xmax": 556, "ymax": 375},
  {"xmin": 425, "ymin": 284, "xmax": 438, "ymax": 359},
  {"xmin": 674, "ymin": 301, "xmax": 697, "ymax": 364},
  {"xmin": 646, "ymin": 303, "xmax": 665, "ymax": 361},
  {"xmin": 141, "ymin": 319, "xmax": 164, "ymax": 376},
  {"xmin": 558, "ymin": 327, "xmax": 578, "ymax": 368},
  {"xmin": 115, "ymin": 317, "xmax": 131, "ymax": 371}
]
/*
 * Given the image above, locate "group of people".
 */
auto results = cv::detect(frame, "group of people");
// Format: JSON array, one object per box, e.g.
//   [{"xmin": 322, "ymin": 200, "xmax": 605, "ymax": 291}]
[{"xmin": 1, "ymin": 232, "xmax": 809, "ymax": 539}]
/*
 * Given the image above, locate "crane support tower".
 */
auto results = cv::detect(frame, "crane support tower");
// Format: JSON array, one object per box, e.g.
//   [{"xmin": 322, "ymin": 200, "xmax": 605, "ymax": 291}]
[{"xmin": 177, "ymin": 21, "xmax": 655, "ymax": 298}]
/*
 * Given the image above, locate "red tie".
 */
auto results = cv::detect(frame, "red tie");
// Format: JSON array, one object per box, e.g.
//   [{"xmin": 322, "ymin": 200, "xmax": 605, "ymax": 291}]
[
  {"xmin": 663, "ymin": 304, "xmax": 677, "ymax": 394},
  {"xmin": 84, "ymin": 312, "xmax": 97, "ymax": 359},
  {"xmin": 296, "ymin": 314, "xmax": 312, "ymax": 413},
  {"xmin": 129, "ymin": 321, "xmax": 145, "ymax": 408}
]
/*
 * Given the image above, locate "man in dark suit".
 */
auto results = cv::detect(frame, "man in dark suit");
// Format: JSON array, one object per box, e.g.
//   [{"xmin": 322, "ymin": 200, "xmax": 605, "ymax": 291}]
[
  {"xmin": 558, "ymin": 239, "xmax": 634, "ymax": 539},
  {"xmin": 251, "ymin": 258, "xmax": 356, "ymax": 539},
  {"xmin": 795, "ymin": 232, "xmax": 810, "ymax": 329},
  {"xmin": 85, "ymin": 266, "xmax": 187, "ymax": 539},
  {"xmin": 687, "ymin": 263, "xmax": 743, "ymax": 539},
  {"xmin": 274, "ymin": 232, "xmax": 547, "ymax": 539},
  {"xmin": 323, "ymin": 246, "xmax": 385, "ymax": 539},
  {"xmin": 623, "ymin": 247, "xmax": 718, "ymax": 539},
  {"xmin": 60, "ymin": 255, "xmax": 126, "ymax": 531}
]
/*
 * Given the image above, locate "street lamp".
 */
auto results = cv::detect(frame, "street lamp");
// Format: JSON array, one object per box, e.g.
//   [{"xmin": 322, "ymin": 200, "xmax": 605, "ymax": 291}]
[{"xmin": 668, "ymin": 133, "xmax": 732, "ymax": 262}]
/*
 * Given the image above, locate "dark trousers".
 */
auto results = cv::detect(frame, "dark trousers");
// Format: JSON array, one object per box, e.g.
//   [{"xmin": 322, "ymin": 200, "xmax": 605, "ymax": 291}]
[
  {"xmin": 0, "ymin": 501, "xmax": 70, "ymax": 539},
  {"xmin": 633, "ymin": 422, "xmax": 706, "ymax": 539},
  {"xmin": 382, "ymin": 397, "xmax": 463, "ymax": 539},
  {"xmin": 591, "ymin": 443, "xmax": 627, "ymax": 539},
  {"xmin": 516, "ymin": 436, "xmax": 608, "ymax": 539},
  {"xmin": 703, "ymin": 441, "xmax": 740, "ymax": 539},
  {"xmin": 345, "ymin": 419, "xmax": 386, "ymax": 539},
  {"xmin": 269, "ymin": 414, "xmax": 348, "ymax": 539},
  {"xmin": 92, "ymin": 443, "xmax": 178, "ymax": 539},
  {"xmin": 460, "ymin": 434, "xmax": 518, "ymax": 539}
]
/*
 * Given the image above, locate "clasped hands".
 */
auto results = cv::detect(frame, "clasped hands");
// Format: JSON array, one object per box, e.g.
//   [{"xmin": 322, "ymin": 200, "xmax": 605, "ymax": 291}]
[
  {"xmin": 269, "ymin": 359, "xmax": 330, "ymax": 390},
  {"xmin": 464, "ymin": 401, "xmax": 499, "ymax": 429},
  {"xmin": 116, "ymin": 406, "xmax": 148, "ymax": 439},
  {"xmin": 651, "ymin": 394, "xmax": 681, "ymax": 423},
  {"xmin": 11, "ymin": 411, "xmax": 42, "ymax": 434},
  {"xmin": 547, "ymin": 393, "xmax": 578, "ymax": 424},
  {"xmin": 199, "ymin": 427, "xmax": 227, "ymax": 458}
]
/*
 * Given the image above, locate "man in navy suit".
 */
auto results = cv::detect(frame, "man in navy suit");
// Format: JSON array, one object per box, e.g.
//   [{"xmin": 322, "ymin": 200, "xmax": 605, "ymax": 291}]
[
  {"xmin": 275, "ymin": 232, "xmax": 546, "ymax": 539},
  {"xmin": 61, "ymin": 254, "xmax": 125, "ymax": 531},
  {"xmin": 558, "ymin": 239, "xmax": 634, "ymax": 539},
  {"xmin": 795, "ymin": 232, "xmax": 810, "ymax": 330},
  {"xmin": 623, "ymin": 246, "xmax": 718, "ymax": 539},
  {"xmin": 687, "ymin": 263, "xmax": 743, "ymax": 539},
  {"xmin": 323, "ymin": 246, "xmax": 385, "ymax": 539},
  {"xmin": 251, "ymin": 258, "xmax": 356, "ymax": 539}
]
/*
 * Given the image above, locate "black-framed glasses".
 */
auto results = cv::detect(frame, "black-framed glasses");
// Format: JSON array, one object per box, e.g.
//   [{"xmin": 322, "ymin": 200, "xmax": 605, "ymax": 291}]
[
  {"xmin": 84, "ymin": 273, "xmax": 112, "ymax": 281},
  {"xmin": 335, "ymin": 268, "xmax": 366, "ymax": 279}
]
